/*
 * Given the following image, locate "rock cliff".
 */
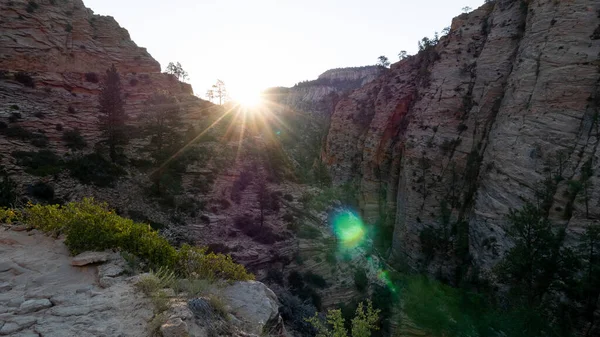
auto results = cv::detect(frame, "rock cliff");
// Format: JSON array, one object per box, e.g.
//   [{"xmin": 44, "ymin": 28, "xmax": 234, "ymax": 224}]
[{"xmin": 324, "ymin": 0, "xmax": 600, "ymax": 281}]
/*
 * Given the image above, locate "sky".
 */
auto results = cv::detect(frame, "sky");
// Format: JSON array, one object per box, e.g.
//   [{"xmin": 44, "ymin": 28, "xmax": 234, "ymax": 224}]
[{"xmin": 84, "ymin": 0, "xmax": 485, "ymax": 101}]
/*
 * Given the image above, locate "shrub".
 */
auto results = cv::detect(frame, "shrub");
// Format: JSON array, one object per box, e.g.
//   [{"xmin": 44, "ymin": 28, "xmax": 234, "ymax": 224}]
[
  {"xmin": 306, "ymin": 300, "xmax": 380, "ymax": 337},
  {"xmin": 1, "ymin": 125, "xmax": 30, "ymax": 139},
  {"xmin": 12, "ymin": 150, "xmax": 63, "ymax": 176},
  {"xmin": 85, "ymin": 72, "xmax": 99, "ymax": 83},
  {"xmin": 231, "ymin": 170, "xmax": 252, "ymax": 203},
  {"xmin": 65, "ymin": 23, "xmax": 73, "ymax": 32},
  {"xmin": 10, "ymin": 105, "xmax": 19, "ymax": 110},
  {"xmin": 26, "ymin": 1, "xmax": 39, "ymax": 13},
  {"xmin": 14, "ymin": 72, "xmax": 35, "ymax": 87},
  {"xmin": 354, "ymin": 268, "xmax": 369, "ymax": 292},
  {"xmin": 8, "ymin": 112, "xmax": 21, "ymax": 123},
  {"xmin": 62, "ymin": 128, "xmax": 87, "ymax": 150},
  {"xmin": 27, "ymin": 181, "xmax": 55, "ymax": 201},
  {"xmin": 297, "ymin": 225, "xmax": 322, "ymax": 239},
  {"xmin": 30, "ymin": 134, "xmax": 49, "ymax": 148},
  {"xmin": 0, "ymin": 169, "xmax": 18, "ymax": 207},
  {"xmin": 283, "ymin": 193, "xmax": 294, "ymax": 202},
  {"xmin": 17, "ymin": 198, "xmax": 253, "ymax": 281},
  {"xmin": 233, "ymin": 215, "xmax": 283, "ymax": 244},
  {"xmin": 176, "ymin": 244, "xmax": 253, "ymax": 281},
  {"xmin": 66, "ymin": 153, "xmax": 125, "ymax": 187},
  {"xmin": 127, "ymin": 210, "xmax": 165, "ymax": 230},
  {"xmin": 278, "ymin": 291, "xmax": 318, "ymax": 336},
  {"xmin": 67, "ymin": 106, "xmax": 76, "ymax": 114},
  {"xmin": 304, "ymin": 272, "xmax": 327, "ymax": 289},
  {"xmin": 266, "ymin": 268, "xmax": 284, "ymax": 285},
  {"xmin": 55, "ymin": 123, "xmax": 63, "ymax": 131},
  {"xmin": 0, "ymin": 207, "xmax": 19, "ymax": 224},
  {"xmin": 282, "ymin": 213, "xmax": 294, "ymax": 223}
]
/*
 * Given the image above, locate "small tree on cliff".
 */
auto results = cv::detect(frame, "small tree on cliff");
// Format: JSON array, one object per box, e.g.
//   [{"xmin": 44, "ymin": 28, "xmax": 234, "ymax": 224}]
[
  {"xmin": 257, "ymin": 178, "xmax": 270, "ymax": 227},
  {"xmin": 206, "ymin": 79, "xmax": 227, "ymax": 105},
  {"xmin": 98, "ymin": 64, "xmax": 127, "ymax": 162},
  {"xmin": 377, "ymin": 56, "xmax": 390, "ymax": 68},
  {"xmin": 165, "ymin": 62, "xmax": 189, "ymax": 82}
]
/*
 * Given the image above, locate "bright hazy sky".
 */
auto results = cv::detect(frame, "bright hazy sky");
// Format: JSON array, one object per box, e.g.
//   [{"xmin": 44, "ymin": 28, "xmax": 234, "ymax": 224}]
[{"xmin": 85, "ymin": 0, "xmax": 484, "ymax": 100}]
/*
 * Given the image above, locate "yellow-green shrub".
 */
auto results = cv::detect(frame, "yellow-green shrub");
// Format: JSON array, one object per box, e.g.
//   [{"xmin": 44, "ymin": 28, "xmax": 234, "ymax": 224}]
[
  {"xmin": 177, "ymin": 244, "xmax": 254, "ymax": 281},
  {"xmin": 23, "ymin": 203, "xmax": 65, "ymax": 233},
  {"xmin": 15, "ymin": 198, "xmax": 252, "ymax": 281},
  {"xmin": 0, "ymin": 207, "xmax": 19, "ymax": 224}
]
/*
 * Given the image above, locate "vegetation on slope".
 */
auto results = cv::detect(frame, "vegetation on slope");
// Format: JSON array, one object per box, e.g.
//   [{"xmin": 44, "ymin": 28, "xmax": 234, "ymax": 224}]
[{"xmin": 0, "ymin": 198, "xmax": 253, "ymax": 281}]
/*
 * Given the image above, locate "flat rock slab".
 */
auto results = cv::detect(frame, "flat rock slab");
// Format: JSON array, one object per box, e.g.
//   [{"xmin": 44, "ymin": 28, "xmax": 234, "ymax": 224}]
[
  {"xmin": 71, "ymin": 251, "xmax": 111, "ymax": 266},
  {"xmin": 0, "ymin": 230, "xmax": 153, "ymax": 337},
  {"xmin": 18, "ymin": 299, "xmax": 52, "ymax": 314}
]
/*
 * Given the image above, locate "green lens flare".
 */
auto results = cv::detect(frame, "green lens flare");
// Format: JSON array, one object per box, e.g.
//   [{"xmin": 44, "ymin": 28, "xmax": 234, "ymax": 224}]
[
  {"xmin": 332, "ymin": 211, "xmax": 366, "ymax": 249},
  {"xmin": 377, "ymin": 270, "xmax": 398, "ymax": 293}
]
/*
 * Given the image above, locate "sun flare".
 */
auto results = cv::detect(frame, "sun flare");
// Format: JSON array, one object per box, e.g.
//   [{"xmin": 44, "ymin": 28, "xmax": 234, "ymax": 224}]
[{"xmin": 234, "ymin": 89, "xmax": 264, "ymax": 108}]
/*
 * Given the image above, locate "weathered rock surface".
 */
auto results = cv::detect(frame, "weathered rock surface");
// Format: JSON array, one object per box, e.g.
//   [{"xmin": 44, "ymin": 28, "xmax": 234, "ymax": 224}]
[
  {"xmin": 71, "ymin": 251, "xmax": 111, "ymax": 266},
  {"xmin": 324, "ymin": 0, "xmax": 600, "ymax": 288},
  {"xmin": 217, "ymin": 281, "xmax": 281, "ymax": 335},
  {"xmin": 0, "ymin": 228, "xmax": 153, "ymax": 336},
  {"xmin": 160, "ymin": 317, "xmax": 188, "ymax": 337}
]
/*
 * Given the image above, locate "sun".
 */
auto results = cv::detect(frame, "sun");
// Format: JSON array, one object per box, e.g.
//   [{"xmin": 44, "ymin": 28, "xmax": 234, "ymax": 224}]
[{"xmin": 234, "ymin": 89, "xmax": 264, "ymax": 108}]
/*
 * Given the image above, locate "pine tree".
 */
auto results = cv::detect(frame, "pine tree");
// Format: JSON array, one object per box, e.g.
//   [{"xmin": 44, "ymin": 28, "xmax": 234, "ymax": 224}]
[
  {"xmin": 496, "ymin": 203, "xmax": 558, "ymax": 305},
  {"xmin": 98, "ymin": 65, "xmax": 127, "ymax": 162},
  {"xmin": 143, "ymin": 92, "xmax": 183, "ymax": 195},
  {"xmin": 578, "ymin": 225, "xmax": 600, "ymax": 321}
]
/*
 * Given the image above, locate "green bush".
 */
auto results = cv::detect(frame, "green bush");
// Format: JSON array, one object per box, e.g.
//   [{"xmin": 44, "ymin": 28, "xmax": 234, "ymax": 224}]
[
  {"xmin": 354, "ymin": 268, "xmax": 369, "ymax": 292},
  {"xmin": 176, "ymin": 244, "xmax": 253, "ymax": 281},
  {"xmin": 14, "ymin": 72, "xmax": 34, "ymax": 87},
  {"xmin": 27, "ymin": 181, "xmax": 55, "ymax": 201},
  {"xmin": 62, "ymin": 129, "xmax": 87, "ymax": 150},
  {"xmin": 306, "ymin": 300, "xmax": 380, "ymax": 337},
  {"xmin": 26, "ymin": 1, "xmax": 38, "ymax": 13},
  {"xmin": 0, "ymin": 169, "xmax": 18, "ymax": 207},
  {"xmin": 17, "ymin": 198, "xmax": 253, "ymax": 281},
  {"xmin": 12, "ymin": 150, "xmax": 63, "ymax": 176},
  {"xmin": 66, "ymin": 153, "xmax": 125, "ymax": 187}
]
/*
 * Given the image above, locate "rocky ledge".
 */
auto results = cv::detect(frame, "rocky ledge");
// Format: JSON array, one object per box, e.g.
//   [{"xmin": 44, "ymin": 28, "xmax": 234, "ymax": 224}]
[{"xmin": 0, "ymin": 228, "xmax": 285, "ymax": 337}]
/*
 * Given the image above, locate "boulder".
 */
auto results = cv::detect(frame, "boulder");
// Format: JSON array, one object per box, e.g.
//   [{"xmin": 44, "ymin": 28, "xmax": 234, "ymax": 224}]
[
  {"xmin": 217, "ymin": 281, "xmax": 280, "ymax": 335},
  {"xmin": 160, "ymin": 318, "xmax": 188, "ymax": 337}
]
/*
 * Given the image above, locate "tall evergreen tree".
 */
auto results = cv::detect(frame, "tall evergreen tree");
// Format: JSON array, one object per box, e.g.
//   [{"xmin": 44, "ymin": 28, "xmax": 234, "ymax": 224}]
[
  {"xmin": 578, "ymin": 225, "xmax": 600, "ymax": 323},
  {"xmin": 497, "ymin": 202, "xmax": 558, "ymax": 306},
  {"xmin": 143, "ymin": 92, "xmax": 183, "ymax": 195},
  {"xmin": 98, "ymin": 64, "xmax": 127, "ymax": 162}
]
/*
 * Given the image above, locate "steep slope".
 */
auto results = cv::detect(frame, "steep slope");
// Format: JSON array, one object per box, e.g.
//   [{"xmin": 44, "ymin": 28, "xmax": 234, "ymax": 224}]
[{"xmin": 324, "ymin": 0, "xmax": 600, "ymax": 279}]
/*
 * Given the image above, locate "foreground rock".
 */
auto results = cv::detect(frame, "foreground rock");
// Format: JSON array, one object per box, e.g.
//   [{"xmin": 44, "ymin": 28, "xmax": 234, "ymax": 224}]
[{"xmin": 0, "ymin": 229, "xmax": 152, "ymax": 336}]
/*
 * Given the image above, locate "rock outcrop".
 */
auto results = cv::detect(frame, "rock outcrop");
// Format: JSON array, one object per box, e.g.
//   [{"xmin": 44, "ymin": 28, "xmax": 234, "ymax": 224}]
[
  {"xmin": 324, "ymin": 0, "xmax": 600, "ymax": 282},
  {"xmin": 0, "ymin": 228, "xmax": 153, "ymax": 336},
  {"xmin": 265, "ymin": 66, "xmax": 380, "ymax": 115}
]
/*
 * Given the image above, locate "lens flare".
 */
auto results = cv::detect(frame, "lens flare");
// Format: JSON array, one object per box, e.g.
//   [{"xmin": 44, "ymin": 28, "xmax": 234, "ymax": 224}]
[
  {"xmin": 377, "ymin": 270, "xmax": 398, "ymax": 294},
  {"xmin": 332, "ymin": 210, "xmax": 366, "ymax": 249}
]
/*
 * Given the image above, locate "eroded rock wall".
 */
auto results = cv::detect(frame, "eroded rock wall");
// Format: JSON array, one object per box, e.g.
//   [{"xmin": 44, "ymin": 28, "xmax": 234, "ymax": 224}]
[{"xmin": 324, "ymin": 0, "xmax": 600, "ymax": 279}]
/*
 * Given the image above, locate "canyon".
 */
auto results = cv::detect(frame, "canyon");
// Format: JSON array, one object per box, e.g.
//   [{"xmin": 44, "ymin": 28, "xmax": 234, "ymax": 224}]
[{"xmin": 1, "ymin": 0, "xmax": 600, "ymax": 336}]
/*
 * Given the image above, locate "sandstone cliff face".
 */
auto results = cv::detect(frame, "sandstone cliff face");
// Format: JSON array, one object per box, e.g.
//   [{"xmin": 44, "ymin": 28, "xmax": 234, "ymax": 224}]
[
  {"xmin": 0, "ymin": 0, "xmax": 196, "ymax": 164},
  {"xmin": 324, "ymin": 0, "xmax": 600, "ymax": 280},
  {"xmin": 267, "ymin": 66, "xmax": 380, "ymax": 114}
]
